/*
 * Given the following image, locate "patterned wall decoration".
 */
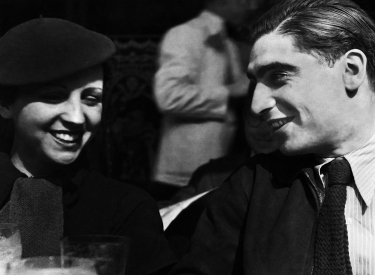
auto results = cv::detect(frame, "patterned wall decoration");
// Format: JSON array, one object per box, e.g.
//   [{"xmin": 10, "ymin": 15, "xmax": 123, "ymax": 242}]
[{"xmin": 98, "ymin": 35, "xmax": 162, "ymax": 189}]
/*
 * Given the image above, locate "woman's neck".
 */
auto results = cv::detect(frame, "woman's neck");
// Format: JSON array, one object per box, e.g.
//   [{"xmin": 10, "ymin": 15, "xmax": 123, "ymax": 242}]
[{"xmin": 10, "ymin": 152, "xmax": 58, "ymax": 177}]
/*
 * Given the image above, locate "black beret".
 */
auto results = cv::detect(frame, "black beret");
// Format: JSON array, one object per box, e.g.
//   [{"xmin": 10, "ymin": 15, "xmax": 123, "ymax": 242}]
[{"xmin": 0, "ymin": 18, "xmax": 116, "ymax": 86}]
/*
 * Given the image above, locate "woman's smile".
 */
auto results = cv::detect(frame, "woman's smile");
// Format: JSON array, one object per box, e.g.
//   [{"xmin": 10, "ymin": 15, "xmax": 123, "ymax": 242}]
[
  {"xmin": 50, "ymin": 130, "xmax": 82, "ymax": 145},
  {"xmin": 4, "ymin": 66, "xmax": 103, "ymax": 175}
]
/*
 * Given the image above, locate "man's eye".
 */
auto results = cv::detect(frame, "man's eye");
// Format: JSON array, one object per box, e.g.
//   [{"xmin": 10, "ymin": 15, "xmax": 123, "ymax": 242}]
[{"xmin": 271, "ymin": 71, "xmax": 290, "ymax": 83}]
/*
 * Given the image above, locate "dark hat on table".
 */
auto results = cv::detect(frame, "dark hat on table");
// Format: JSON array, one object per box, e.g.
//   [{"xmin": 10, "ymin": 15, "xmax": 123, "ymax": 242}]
[{"xmin": 0, "ymin": 17, "xmax": 116, "ymax": 86}]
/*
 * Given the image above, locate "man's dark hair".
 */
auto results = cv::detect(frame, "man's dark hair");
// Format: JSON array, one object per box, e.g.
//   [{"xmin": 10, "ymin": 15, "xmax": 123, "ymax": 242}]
[{"xmin": 249, "ymin": 0, "xmax": 375, "ymax": 90}]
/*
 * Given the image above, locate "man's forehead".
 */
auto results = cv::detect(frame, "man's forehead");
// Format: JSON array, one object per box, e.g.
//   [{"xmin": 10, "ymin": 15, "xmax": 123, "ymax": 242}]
[{"xmin": 248, "ymin": 32, "xmax": 303, "ymax": 75}]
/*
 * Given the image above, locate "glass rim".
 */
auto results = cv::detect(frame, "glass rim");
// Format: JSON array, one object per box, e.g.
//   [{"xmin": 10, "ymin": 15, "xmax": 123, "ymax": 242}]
[
  {"xmin": 10, "ymin": 256, "xmax": 97, "ymax": 267},
  {"xmin": 0, "ymin": 223, "xmax": 18, "ymax": 229},
  {"xmin": 61, "ymin": 235, "xmax": 128, "ymax": 244}
]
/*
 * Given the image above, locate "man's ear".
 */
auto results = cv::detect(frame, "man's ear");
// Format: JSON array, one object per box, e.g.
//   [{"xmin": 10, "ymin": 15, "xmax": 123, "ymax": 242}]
[
  {"xmin": 343, "ymin": 49, "xmax": 367, "ymax": 92},
  {"xmin": 0, "ymin": 101, "xmax": 13, "ymax": 119}
]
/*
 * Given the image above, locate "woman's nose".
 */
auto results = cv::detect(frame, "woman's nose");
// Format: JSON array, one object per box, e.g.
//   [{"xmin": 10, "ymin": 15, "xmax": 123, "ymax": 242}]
[{"xmin": 61, "ymin": 99, "xmax": 85, "ymax": 125}]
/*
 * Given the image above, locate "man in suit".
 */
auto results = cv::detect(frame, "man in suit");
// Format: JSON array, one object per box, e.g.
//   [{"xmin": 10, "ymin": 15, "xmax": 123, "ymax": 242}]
[
  {"xmin": 152, "ymin": 0, "xmax": 253, "ymax": 190},
  {"xmin": 169, "ymin": 0, "xmax": 375, "ymax": 274}
]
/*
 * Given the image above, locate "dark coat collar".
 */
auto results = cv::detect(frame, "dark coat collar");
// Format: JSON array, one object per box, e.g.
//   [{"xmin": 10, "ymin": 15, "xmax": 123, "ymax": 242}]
[
  {"xmin": 248, "ymin": 150, "xmax": 317, "ymax": 186},
  {"xmin": 0, "ymin": 152, "xmax": 87, "ymax": 209},
  {"xmin": 0, "ymin": 152, "xmax": 26, "ymax": 209}
]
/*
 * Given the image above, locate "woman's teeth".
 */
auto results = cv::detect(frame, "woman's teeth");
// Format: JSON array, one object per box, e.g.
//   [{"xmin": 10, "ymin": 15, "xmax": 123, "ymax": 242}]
[{"xmin": 53, "ymin": 132, "xmax": 79, "ymax": 142}]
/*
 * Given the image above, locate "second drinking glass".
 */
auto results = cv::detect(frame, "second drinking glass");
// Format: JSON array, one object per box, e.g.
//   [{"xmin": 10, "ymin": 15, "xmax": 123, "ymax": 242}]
[{"xmin": 60, "ymin": 235, "xmax": 129, "ymax": 275}]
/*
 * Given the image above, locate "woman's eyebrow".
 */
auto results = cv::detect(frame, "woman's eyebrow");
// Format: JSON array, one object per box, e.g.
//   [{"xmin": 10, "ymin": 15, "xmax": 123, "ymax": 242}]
[{"xmin": 83, "ymin": 86, "xmax": 103, "ymax": 92}]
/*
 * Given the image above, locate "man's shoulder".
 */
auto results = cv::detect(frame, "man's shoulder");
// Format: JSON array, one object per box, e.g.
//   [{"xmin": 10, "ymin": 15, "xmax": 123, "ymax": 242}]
[
  {"xmin": 216, "ymin": 151, "xmax": 316, "ymax": 205},
  {"xmin": 230, "ymin": 151, "xmax": 316, "ymax": 187},
  {"xmin": 248, "ymin": 150, "xmax": 314, "ymax": 170}
]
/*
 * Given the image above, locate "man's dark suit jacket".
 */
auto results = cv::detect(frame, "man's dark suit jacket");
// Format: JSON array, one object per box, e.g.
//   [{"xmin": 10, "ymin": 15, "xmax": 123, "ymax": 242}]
[{"xmin": 169, "ymin": 150, "xmax": 321, "ymax": 275}]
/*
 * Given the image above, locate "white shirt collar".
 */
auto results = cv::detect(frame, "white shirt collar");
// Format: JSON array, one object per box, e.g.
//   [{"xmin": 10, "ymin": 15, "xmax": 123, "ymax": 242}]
[
  {"xmin": 315, "ymin": 133, "xmax": 375, "ymax": 207},
  {"xmin": 345, "ymin": 132, "xmax": 375, "ymax": 206}
]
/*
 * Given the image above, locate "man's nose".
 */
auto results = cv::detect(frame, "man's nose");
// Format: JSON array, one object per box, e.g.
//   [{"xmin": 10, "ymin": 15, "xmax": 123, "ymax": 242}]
[{"xmin": 251, "ymin": 83, "xmax": 276, "ymax": 117}]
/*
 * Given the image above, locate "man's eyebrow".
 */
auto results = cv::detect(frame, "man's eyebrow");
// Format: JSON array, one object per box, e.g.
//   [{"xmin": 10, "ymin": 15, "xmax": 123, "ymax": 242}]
[{"xmin": 248, "ymin": 62, "xmax": 299, "ymax": 79}]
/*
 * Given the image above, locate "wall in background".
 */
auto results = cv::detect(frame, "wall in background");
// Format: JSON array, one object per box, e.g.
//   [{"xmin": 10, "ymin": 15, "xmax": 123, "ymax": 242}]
[{"xmin": 0, "ymin": 0, "xmax": 204, "ymax": 36}]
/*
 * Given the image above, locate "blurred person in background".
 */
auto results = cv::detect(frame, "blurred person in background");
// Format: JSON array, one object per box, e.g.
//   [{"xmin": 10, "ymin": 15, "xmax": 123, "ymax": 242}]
[{"xmin": 151, "ymin": 0, "xmax": 255, "ymax": 199}]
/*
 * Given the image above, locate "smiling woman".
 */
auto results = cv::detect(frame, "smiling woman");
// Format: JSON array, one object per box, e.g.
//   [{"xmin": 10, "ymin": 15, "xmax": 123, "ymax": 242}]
[
  {"xmin": 0, "ymin": 18, "xmax": 175, "ymax": 275},
  {"xmin": 2, "ymin": 66, "xmax": 104, "ymax": 176}
]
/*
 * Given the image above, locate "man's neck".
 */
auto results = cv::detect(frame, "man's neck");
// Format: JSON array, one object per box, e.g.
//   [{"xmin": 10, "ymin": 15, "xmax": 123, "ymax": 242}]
[{"xmin": 316, "ymin": 124, "xmax": 375, "ymax": 158}]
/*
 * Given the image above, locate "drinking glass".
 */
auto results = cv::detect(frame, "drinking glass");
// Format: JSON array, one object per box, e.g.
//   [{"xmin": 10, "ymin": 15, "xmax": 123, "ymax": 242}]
[
  {"xmin": 7, "ymin": 256, "xmax": 97, "ymax": 275},
  {"xmin": 60, "ymin": 235, "xmax": 128, "ymax": 275},
  {"xmin": 0, "ymin": 223, "xmax": 21, "ymax": 275}
]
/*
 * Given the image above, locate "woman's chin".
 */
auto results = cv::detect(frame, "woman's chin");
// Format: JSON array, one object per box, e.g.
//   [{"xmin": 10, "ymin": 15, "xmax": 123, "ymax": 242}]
[{"xmin": 47, "ymin": 152, "xmax": 80, "ymax": 166}]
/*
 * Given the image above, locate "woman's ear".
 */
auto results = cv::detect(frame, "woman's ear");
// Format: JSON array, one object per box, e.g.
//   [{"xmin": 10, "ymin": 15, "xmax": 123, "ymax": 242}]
[
  {"xmin": 343, "ymin": 49, "xmax": 367, "ymax": 92},
  {"xmin": 0, "ymin": 101, "xmax": 13, "ymax": 119}
]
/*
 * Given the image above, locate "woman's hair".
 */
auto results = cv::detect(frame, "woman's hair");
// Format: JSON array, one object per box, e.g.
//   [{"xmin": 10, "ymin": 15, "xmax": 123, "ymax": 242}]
[
  {"xmin": 0, "ymin": 85, "xmax": 20, "ymax": 105},
  {"xmin": 249, "ymin": 0, "xmax": 375, "ymax": 90},
  {"xmin": 101, "ymin": 58, "xmax": 116, "ymax": 122},
  {"xmin": 0, "ymin": 85, "xmax": 17, "ymax": 153}
]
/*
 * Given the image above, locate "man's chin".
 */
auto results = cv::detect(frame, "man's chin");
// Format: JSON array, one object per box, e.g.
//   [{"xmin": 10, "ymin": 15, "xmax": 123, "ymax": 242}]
[{"xmin": 279, "ymin": 144, "xmax": 308, "ymax": 156}]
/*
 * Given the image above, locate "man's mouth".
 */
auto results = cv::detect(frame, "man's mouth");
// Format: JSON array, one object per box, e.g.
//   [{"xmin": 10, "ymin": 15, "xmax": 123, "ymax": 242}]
[
  {"xmin": 50, "ymin": 131, "xmax": 82, "ymax": 143},
  {"xmin": 268, "ymin": 117, "xmax": 294, "ymax": 131}
]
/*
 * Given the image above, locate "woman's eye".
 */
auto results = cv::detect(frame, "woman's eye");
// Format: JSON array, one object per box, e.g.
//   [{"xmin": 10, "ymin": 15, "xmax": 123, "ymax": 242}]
[
  {"xmin": 39, "ymin": 92, "xmax": 66, "ymax": 103},
  {"xmin": 83, "ymin": 95, "xmax": 102, "ymax": 106},
  {"xmin": 34, "ymin": 85, "xmax": 67, "ymax": 103},
  {"xmin": 82, "ymin": 87, "xmax": 103, "ymax": 106}
]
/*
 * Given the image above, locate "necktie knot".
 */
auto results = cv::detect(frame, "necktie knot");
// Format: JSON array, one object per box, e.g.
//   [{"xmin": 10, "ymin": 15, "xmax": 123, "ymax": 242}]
[{"xmin": 327, "ymin": 157, "xmax": 352, "ymax": 187}]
